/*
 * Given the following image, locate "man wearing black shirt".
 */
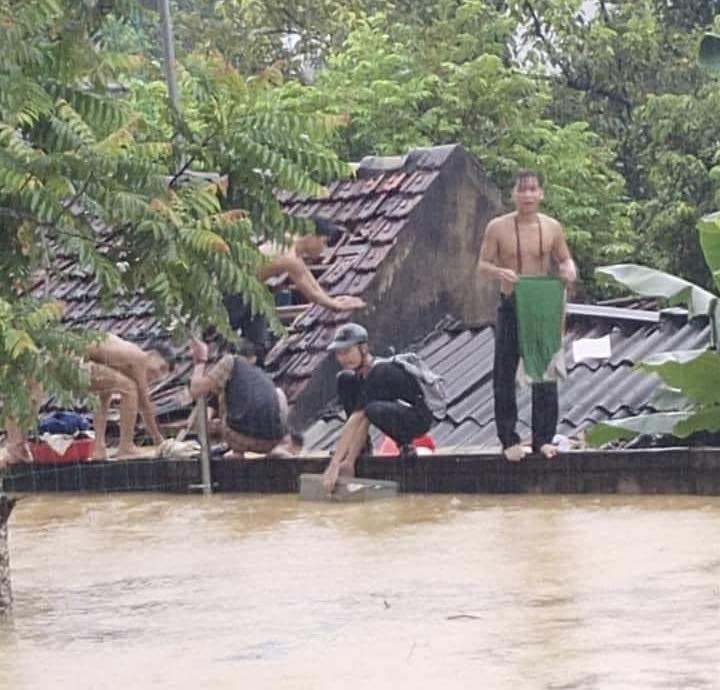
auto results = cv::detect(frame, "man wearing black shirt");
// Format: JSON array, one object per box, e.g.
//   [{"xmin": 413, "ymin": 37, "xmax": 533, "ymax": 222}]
[
  {"xmin": 322, "ymin": 323, "xmax": 433, "ymax": 493},
  {"xmin": 189, "ymin": 337, "xmax": 288, "ymax": 458}
]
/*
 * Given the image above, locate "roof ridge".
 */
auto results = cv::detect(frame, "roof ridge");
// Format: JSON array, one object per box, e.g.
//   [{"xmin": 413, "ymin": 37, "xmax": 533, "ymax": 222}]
[{"xmin": 356, "ymin": 143, "xmax": 462, "ymax": 177}]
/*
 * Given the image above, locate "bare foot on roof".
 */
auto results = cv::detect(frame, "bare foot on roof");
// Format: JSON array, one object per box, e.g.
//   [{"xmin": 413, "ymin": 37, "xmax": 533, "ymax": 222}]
[
  {"xmin": 91, "ymin": 445, "xmax": 108, "ymax": 461},
  {"xmin": 503, "ymin": 444, "xmax": 527, "ymax": 463},
  {"xmin": 115, "ymin": 445, "xmax": 154, "ymax": 459},
  {"xmin": 222, "ymin": 449, "xmax": 245, "ymax": 461},
  {"xmin": 539, "ymin": 443, "xmax": 559, "ymax": 459}
]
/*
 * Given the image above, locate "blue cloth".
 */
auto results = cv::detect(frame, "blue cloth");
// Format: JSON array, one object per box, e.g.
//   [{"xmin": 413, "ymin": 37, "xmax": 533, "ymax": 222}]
[{"xmin": 38, "ymin": 411, "xmax": 90, "ymax": 435}]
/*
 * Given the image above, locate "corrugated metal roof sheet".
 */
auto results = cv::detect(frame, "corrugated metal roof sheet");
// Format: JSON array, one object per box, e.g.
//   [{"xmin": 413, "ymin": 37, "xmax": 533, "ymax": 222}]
[{"xmin": 303, "ymin": 309, "xmax": 711, "ymax": 451}]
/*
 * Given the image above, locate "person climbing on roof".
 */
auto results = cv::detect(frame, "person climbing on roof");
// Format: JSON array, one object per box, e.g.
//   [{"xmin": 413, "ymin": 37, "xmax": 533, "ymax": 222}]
[
  {"xmin": 85, "ymin": 334, "xmax": 177, "ymax": 460},
  {"xmin": 476, "ymin": 168, "xmax": 576, "ymax": 462},
  {"xmin": 222, "ymin": 217, "xmax": 366, "ymax": 366},
  {"xmin": 188, "ymin": 336, "xmax": 288, "ymax": 459},
  {"xmin": 1, "ymin": 334, "xmax": 176, "ymax": 464},
  {"xmin": 321, "ymin": 323, "xmax": 434, "ymax": 494}
]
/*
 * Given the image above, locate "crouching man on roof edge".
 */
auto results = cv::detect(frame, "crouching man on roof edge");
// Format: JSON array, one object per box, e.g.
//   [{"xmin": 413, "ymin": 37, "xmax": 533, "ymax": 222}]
[
  {"xmin": 188, "ymin": 336, "xmax": 288, "ymax": 459},
  {"xmin": 322, "ymin": 323, "xmax": 434, "ymax": 494},
  {"xmin": 476, "ymin": 168, "xmax": 576, "ymax": 463}
]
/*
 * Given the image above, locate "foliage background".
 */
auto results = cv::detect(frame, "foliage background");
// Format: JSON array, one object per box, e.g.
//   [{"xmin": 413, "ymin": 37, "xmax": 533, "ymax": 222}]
[
  {"xmin": 110, "ymin": 0, "xmax": 720, "ymax": 291},
  {"xmin": 3, "ymin": 0, "xmax": 720, "ymax": 426}
]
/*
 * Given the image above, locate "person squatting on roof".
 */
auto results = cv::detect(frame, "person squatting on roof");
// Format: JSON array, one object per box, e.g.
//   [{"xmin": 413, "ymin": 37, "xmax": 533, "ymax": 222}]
[
  {"xmin": 188, "ymin": 336, "xmax": 288, "ymax": 459},
  {"xmin": 86, "ymin": 334, "xmax": 176, "ymax": 460},
  {"xmin": 1, "ymin": 334, "xmax": 176, "ymax": 464},
  {"xmin": 321, "ymin": 323, "xmax": 434, "ymax": 494},
  {"xmin": 222, "ymin": 218, "xmax": 366, "ymax": 367},
  {"xmin": 476, "ymin": 168, "xmax": 577, "ymax": 463}
]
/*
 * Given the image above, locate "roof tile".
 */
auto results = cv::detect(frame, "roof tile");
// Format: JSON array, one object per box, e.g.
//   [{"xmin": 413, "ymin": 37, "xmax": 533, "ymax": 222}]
[
  {"xmin": 378, "ymin": 172, "xmax": 407, "ymax": 193},
  {"xmin": 387, "ymin": 194, "xmax": 423, "ymax": 219},
  {"xmin": 370, "ymin": 218, "xmax": 406, "ymax": 244},
  {"xmin": 355, "ymin": 193, "xmax": 388, "ymax": 220},
  {"xmin": 401, "ymin": 170, "xmax": 440, "ymax": 194}
]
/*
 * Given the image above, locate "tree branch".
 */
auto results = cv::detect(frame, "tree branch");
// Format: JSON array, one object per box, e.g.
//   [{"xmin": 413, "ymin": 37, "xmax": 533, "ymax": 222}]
[
  {"xmin": 598, "ymin": 0, "xmax": 611, "ymax": 24},
  {"xmin": 522, "ymin": 0, "xmax": 631, "ymax": 110},
  {"xmin": 167, "ymin": 130, "xmax": 218, "ymax": 190}
]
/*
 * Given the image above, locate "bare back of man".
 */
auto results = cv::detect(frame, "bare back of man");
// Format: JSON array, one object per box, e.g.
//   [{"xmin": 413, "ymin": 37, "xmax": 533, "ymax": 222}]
[{"xmin": 86, "ymin": 334, "xmax": 172, "ymax": 460}]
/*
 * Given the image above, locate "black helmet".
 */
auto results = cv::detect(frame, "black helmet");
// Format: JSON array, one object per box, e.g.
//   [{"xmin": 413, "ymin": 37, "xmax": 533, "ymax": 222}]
[{"xmin": 327, "ymin": 322, "xmax": 368, "ymax": 351}]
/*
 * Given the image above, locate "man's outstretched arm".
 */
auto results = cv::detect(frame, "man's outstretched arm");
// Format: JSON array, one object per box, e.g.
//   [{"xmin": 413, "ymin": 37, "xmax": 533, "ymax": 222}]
[
  {"xmin": 188, "ymin": 338, "xmax": 228, "ymax": 399},
  {"xmin": 270, "ymin": 255, "xmax": 366, "ymax": 312},
  {"xmin": 322, "ymin": 411, "xmax": 370, "ymax": 493}
]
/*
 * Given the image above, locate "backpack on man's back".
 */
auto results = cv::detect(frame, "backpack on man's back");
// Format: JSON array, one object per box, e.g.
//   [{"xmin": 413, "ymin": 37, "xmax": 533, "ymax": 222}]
[{"xmin": 374, "ymin": 351, "xmax": 448, "ymax": 417}]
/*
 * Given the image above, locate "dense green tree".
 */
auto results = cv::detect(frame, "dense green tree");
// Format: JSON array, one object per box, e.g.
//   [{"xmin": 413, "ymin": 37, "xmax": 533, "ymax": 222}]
[
  {"xmin": 0, "ymin": 0, "xmax": 347, "ymax": 428},
  {"xmin": 74, "ymin": 1, "xmax": 720, "ymax": 292},
  {"xmin": 510, "ymin": 1, "xmax": 720, "ymax": 286},
  {"xmin": 280, "ymin": 8, "xmax": 633, "ymax": 294}
]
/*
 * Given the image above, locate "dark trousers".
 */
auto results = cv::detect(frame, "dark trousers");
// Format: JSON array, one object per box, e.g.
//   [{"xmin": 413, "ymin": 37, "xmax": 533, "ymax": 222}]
[
  {"xmin": 222, "ymin": 293, "xmax": 269, "ymax": 366},
  {"xmin": 337, "ymin": 363, "xmax": 432, "ymax": 448},
  {"xmin": 493, "ymin": 296, "xmax": 558, "ymax": 451}
]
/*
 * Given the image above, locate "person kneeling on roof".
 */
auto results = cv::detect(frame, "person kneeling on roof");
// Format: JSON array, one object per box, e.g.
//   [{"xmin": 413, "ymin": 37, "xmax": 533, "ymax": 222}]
[
  {"xmin": 322, "ymin": 323, "xmax": 436, "ymax": 493},
  {"xmin": 188, "ymin": 336, "xmax": 288, "ymax": 459}
]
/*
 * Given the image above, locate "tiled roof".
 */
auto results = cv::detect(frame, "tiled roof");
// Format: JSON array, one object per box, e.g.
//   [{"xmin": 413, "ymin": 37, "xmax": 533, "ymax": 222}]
[
  {"xmin": 303, "ymin": 304, "xmax": 711, "ymax": 451},
  {"xmin": 29, "ymin": 234, "xmax": 196, "ymax": 418},
  {"xmin": 265, "ymin": 144, "xmax": 462, "ymax": 401}
]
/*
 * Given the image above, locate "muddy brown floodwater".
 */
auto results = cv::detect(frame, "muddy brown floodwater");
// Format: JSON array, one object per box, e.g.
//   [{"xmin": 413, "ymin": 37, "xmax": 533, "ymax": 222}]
[{"xmin": 0, "ymin": 493, "xmax": 719, "ymax": 689}]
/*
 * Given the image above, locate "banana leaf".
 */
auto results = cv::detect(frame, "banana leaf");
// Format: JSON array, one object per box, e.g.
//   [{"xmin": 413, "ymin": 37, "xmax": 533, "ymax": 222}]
[
  {"xmin": 638, "ymin": 350, "xmax": 720, "ymax": 406},
  {"xmin": 586, "ymin": 411, "xmax": 692, "ymax": 446},
  {"xmin": 595, "ymin": 264, "xmax": 717, "ymax": 320},
  {"xmin": 698, "ymin": 212, "xmax": 720, "ymax": 290},
  {"xmin": 648, "ymin": 385, "xmax": 690, "ymax": 411}
]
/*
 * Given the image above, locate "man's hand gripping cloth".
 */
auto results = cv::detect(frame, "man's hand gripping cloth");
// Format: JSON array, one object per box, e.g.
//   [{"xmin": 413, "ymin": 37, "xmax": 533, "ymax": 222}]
[{"xmin": 514, "ymin": 276, "xmax": 566, "ymax": 384}]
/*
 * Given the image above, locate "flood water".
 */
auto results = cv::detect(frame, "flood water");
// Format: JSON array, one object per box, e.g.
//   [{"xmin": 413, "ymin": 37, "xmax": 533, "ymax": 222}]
[{"xmin": 1, "ymin": 493, "xmax": 719, "ymax": 690}]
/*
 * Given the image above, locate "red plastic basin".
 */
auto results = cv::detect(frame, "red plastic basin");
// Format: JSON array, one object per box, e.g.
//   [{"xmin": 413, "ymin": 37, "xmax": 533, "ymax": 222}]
[{"xmin": 29, "ymin": 438, "xmax": 95, "ymax": 464}]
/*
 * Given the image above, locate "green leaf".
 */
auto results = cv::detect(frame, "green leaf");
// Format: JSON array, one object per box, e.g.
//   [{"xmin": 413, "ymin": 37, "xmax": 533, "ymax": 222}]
[
  {"xmin": 674, "ymin": 407, "xmax": 720, "ymax": 436},
  {"xmin": 4, "ymin": 328, "xmax": 38, "ymax": 358},
  {"xmin": 648, "ymin": 385, "xmax": 690, "ymax": 411},
  {"xmin": 698, "ymin": 212, "xmax": 720, "ymax": 290},
  {"xmin": 586, "ymin": 411, "xmax": 692, "ymax": 447},
  {"xmin": 698, "ymin": 32, "xmax": 720, "ymax": 72},
  {"xmin": 595, "ymin": 264, "xmax": 716, "ymax": 320},
  {"xmin": 638, "ymin": 349, "xmax": 720, "ymax": 406}
]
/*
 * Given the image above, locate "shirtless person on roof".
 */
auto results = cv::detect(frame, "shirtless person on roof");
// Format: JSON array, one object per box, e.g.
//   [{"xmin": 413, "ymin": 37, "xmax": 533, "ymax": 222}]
[
  {"xmin": 1, "ymin": 334, "xmax": 174, "ymax": 464},
  {"xmin": 86, "ymin": 334, "xmax": 176, "ymax": 460},
  {"xmin": 223, "ymin": 218, "xmax": 365, "ymax": 366},
  {"xmin": 477, "ymin": 169, "xmax": 576, "ymax": 462}
]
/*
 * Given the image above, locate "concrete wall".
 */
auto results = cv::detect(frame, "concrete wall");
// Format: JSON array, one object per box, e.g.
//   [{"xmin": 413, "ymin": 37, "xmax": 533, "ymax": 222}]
[
  {"xmin": 364, "ymin": 145, "xmax": 502, "ymax": 356},
  {"xmin": 4, "ymin": 448, "xmax": 720, "ymax": 494}
]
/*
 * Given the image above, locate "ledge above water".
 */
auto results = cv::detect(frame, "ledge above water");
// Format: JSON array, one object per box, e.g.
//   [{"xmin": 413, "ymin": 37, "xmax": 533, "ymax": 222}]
[{"xmin": 2, "ymin": 448, "xmax": 720, "ymax": 495}]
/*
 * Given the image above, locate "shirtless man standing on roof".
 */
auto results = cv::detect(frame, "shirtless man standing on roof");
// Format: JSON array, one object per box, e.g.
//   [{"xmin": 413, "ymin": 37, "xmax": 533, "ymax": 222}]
[
  {"xmin": 477, "ymin": 169, "xmax": 577, "ymax": 462},
  {"xmin": 86, "ymin": 334, "xmax": 175, "ymax": 460}
]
